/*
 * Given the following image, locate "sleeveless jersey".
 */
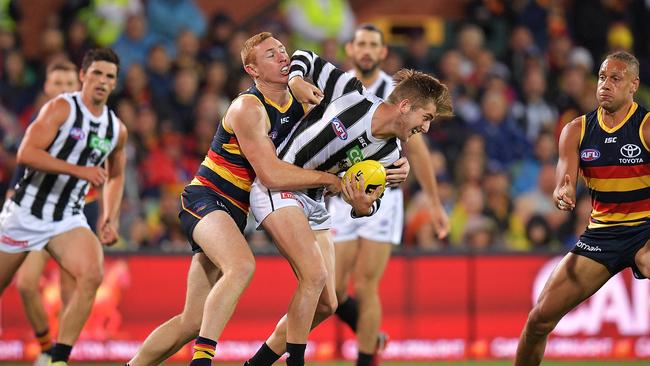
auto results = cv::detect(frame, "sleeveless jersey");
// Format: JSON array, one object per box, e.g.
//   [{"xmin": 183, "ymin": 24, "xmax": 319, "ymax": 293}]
[
  {"xmin": 188, "ymin": 85, "xmax": 307, "ymax": 213},
  {"xmin": 13, "ymin": 92, "xmax": 120, "ymax": 221},
  {"xmin": 579, "ymin": 102, "xmax": 650, "ymax": 228}
]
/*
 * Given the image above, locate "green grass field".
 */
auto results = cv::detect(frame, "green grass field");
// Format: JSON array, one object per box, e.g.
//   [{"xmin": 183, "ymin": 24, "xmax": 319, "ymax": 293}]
[{"xmin": 2, "ymin": 362, "xmax": 649, "ymax": 366}]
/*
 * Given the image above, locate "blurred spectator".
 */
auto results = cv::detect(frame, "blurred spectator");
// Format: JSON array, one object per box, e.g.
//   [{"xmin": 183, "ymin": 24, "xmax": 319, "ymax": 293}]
[
  {"xmin": 115, "ymin": 63, "xmax": 152, "ymax": 109},
  {"xmin": 403, "ymin": 29, "xmax": 436, "ymax": 74},
  {"xmin": 65, "ymin": 19, "xmax": 95, "ymax": 67},
  {"xmin": 525, "ymin": 214, "xmax": 557, "ymax": 250},
  {"xmin": 138, "ymin": 131, "xmax": 196, "ymax": 198},
  {"xmin": 0, "ymin": 50, "xmax": 37, "ymax": 115},
  {"xmin": 510, "ymin": 131, "xmax": 557, "ymax": 197},
  {"xmin": 200, "ymin": 11, "xmax": 235, "ymax": 62},
  {"xmin": 456, "ymin": 24, "xmax": 486, "ymax": 81},
  {"xmin": 465, "ymin": 0, "xmax": 515, "ymax": 59},
  {"xmin": 511, "ymin": 67, "xmax": 557, "ymax": 143},
  {"xmin": 449, "ymin": 183, "xmax": 489, "ymax": 246},
  {"xmin": 463, "ymin": 216, "xmax": 500, "ymax": 251},
  {"xmin": 472, "ymin": 90, "xmax": 530, "ymax": 166},
  {"xmin": 145, "ymin": 44, "xmax": 173, "ymax": 99},
  {"xmin": 154, "ymin": 67, "xmax": 199, "ymax": 134},
  {"xmin": 282, "ymin": 0, "xmax": 355, "ymax": 55},
  {"xmin": 404, "ymin": 191, "xmax": 445, "ymax": 250},
  {"xmin": 172, "ymin": 29, "xmax": 201, "ymax": 71},
  {"xmin": 77, "ymin": 0, "xmax": 143, "ymax": 46},
  {"xmin": 505, "ymin": 25, "xmax": 537, "ymax": 90},
  {"xmin": 112, "ymin": 14, "xmax": 159, "ymax": 74},
  {"xmin": 146, "ymin": 0, "xmax": 206, "ymax": 51}
]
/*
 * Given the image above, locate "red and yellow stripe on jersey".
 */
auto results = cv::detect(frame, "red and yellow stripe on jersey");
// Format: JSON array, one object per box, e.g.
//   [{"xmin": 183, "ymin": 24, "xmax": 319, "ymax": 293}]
[
  {"xmin": 187, "ymin": 85, "xmax": 307, "ymax": 213},
  {"xmin": 579, "ymin": 102, "xmax": 650, "ymax": 228}
]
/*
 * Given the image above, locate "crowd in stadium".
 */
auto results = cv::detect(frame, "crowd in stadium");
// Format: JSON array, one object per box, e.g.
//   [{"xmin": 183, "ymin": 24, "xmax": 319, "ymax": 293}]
[{"xmin": 0, "ymin": 0, "xmax": 649, "ymax": 253}]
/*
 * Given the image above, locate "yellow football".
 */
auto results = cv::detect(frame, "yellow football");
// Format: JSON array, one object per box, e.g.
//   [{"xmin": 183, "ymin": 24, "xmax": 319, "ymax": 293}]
[{"xmin": 341, "ymin": 160, "xmax": 386, "ymax": 203}]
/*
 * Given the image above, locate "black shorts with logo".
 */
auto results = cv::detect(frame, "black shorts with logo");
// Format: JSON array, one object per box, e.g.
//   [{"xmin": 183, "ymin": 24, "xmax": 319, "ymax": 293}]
[
  {"xmin": 179, "ymin": 185, "xmax": 248, "ymax": 253},
  {"xmin": 572, "ymin": 221, "xmax": 650, "ymax": 279}
]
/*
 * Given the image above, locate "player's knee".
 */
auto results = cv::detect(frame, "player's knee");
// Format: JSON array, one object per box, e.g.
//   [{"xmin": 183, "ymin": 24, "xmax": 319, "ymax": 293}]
[
  {"xmin": 300, "ymin": 263, "xmax": 328, "ymax": 292},
  {"xmin": 317, "ymin": 294, "xmax": 338, "ymax": 317},
  {"xmin": 15, "ymin": 274, "xmax": 40, "ymax": 297},
  {"xmin": 221, "ymin": 259, "xmax": 255, "ymax": 289},
  {"xmin": 353, "ymin": 276, "xmax": 379, "ymax": 296},
  {"xmin": 77, "ymin": 266, "xmax": 104, "ymax": 293},
  {"xmin": 526, "ymin": 307, "xmax": 559, "ymax": 336},
  {"xmin": 178, "ymin": 315, "xmax": 201, "ymax": 339}
]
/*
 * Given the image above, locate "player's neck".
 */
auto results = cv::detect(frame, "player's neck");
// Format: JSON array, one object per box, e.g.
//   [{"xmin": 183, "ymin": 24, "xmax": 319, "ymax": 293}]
[
  {"xmin": 255, "ymin": 80, "xmax": 291, "ymax": 106},
  {"xmin": 370, "ymin": 102, "xmax": 399, "ymax": 139},
  {"xmin": 354, "ymin": 68, "xmax": 380, "ymax": 88},
  {"xmin": 601, "ymin": 100, "xmax": 634, "ymax": 127},
  {"xmin": 80, "ymin": 92, "xmax": 105, "ymax": 118}
]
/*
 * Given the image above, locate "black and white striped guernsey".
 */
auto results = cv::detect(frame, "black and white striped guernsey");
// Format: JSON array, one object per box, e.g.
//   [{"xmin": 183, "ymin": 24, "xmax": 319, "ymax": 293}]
[
  {"xmin": 279, "ymin": 50, "xmax": 401, "ymax": 175},
  {"xmin": 13, "ymin": 92, "xmax": 120, "ymax": 221},
  {"xmin": 356, "ymin": 69, "xmax": 394, "ymax": 100}
]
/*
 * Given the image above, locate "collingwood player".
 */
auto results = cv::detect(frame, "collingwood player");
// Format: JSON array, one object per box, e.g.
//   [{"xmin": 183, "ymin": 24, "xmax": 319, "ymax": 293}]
[
  {"xmin": 0, "ymin": 48, "xmax": 127, "ymax": 366},
  {"xmin": 244, "ymin": 49, "xmax": 453, "ymax": 366},
  {"xmin": 332, "ymin": 24, "xmax": 450, "ymax": 366}
]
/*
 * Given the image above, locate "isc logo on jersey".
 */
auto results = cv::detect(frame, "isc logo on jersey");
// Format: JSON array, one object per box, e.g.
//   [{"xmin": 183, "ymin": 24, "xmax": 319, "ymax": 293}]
[
  {"xmin": 580, "ymin": 149, "xmax": 600, "ymax": 161},
  {"xmin": 330, "ymin": 117, "xmax": 348, "ymax": 140}
]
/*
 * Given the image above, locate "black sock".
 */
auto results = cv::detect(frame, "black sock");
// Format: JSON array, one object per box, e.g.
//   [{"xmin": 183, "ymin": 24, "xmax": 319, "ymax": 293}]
[
  {"xmin": 247, "ymin": 342, "xmax": 282, "ymax": 366},
  {"xmin": 357, "ymin": 352, "xmax": 373, "ymax": 366},
  {"xmin": 50, "ymin": 343, "xmax": 73, "ymax": 363},
  {"xmin": 335, "ymin": 296, "xmax": 359, "ymax": 332},
  {"xmin": 285, "ymin": 343, "xmax": 306, "ymax": 366}
]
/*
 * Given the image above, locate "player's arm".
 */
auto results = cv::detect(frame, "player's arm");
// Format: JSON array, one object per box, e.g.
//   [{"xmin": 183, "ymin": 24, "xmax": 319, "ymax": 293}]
[
  {"xmin": 404, "ymin": 134, "xmax": 449, "ymax": 239},
  {"xmin": 17, "ymin": 97, "xmax": 107, "ymax": 186},
  {"xmin": 554, "ymin": 117, "xmax": 582, "ymax": 210},
  {"xmin": 289, "ymin": 49, "xmax": 363, "ymax": 104},
  {"xmin": 229, "ymin": 97, "xmax": 340, "ymax": 193},
  {"xmin": 98, "ymin": 121, "xmax": 127, "ymax": 246}
]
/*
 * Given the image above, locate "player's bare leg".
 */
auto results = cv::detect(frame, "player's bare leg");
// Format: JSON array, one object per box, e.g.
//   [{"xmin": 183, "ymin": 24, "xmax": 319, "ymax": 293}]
[
  {"xmin": 46, "ymin": 227, "xmax": 104, "ymax": 362},
  {"xmin": 16, "ymin": 251, "xmax": 55, "ymax": 359},
  {"xmin": 129, "ymin": 254, "xmax": 221, "ymax": 366},
  {"xmin": 0, "ymin": 251, "xmax": 29, "ymax": 294},
  {"xmin": 247, "ymin": 230, "xmax": 336, "ymax": 366},
  {"xmin": 634, "ymin": 240, "xmax": 650, "ymax": 277},
  {"xmin": 353, "ymin": 239, "xmax": 391, "ymax": 355},
  {"xmin": 188, "ymin": 211, "xmax": 256, "ymax": 365},
  {"xmin": 264, "ymin": 208, "xmax": 328, "ymax": 343},
  {"xmin": 515, "ymin": 253, "xmax": 611, "ymax": 366}
]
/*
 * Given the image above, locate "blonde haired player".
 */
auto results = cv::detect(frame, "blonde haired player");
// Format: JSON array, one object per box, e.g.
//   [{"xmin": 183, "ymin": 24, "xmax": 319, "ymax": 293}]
[
  {"xmin": 243, "ymin": 43, "xmax": 452, "ymax": 366},
  {"xmin": 331, "ymin": 23, "xmax": 450, "ymax": 366}
]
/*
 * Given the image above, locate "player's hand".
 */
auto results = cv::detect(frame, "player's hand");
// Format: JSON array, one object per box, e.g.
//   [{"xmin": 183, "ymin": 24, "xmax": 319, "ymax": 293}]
[
  {"xmin": 430, "ymin": 202, "xmax": 450, "ymax": 239},
  {"xmin": 98, "ymin": 216, "xmax": 119, "ymax": 246},
  {"xmin": 342, "ymin": 174, "xmax": 381, "ymax": 216},
  {"xmin": 76, "ymin": 166, "xmax": 107, "ymax": 186},
  {"xmin": 386, "ymin": 157, "xmax": 409, "ymax": 187},
  {"xmin": 289, "ymin": 77, "xmax": 323, "ymax": 104},
  {"xmin": 554, "ymin": 174, "xmax": 575, "ymax": 211},
  {"xmin": 323, "ymin": 173, "xmax": 342, "ymax": 196}
]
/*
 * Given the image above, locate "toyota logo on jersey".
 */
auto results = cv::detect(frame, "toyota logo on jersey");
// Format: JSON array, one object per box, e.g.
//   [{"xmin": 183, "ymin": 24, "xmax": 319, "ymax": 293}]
[{"xmin": 620, "ymin": 144, "xmax": 641, "ymax": 158}]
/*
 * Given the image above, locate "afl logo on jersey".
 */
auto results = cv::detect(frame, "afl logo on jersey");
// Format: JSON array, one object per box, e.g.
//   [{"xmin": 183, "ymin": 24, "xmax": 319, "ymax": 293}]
[
  {"xmin": 70, "ymin": 127, "xmax": 85, "ymax": 141},
  {"xmin": 331, "ymin": 117, "xmax": 348, "ymax": 140},
  {"xmin": 580, "ymin": 149, "xmax": 600, "ymax": 161}
]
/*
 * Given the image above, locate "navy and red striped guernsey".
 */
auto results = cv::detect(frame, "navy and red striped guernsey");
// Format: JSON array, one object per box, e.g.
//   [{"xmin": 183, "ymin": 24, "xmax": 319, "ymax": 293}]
[
  {"xmin": 579, "ymin": 102, "xmax": 650, "ymax": 228},
  {"xmin": 279, "ymin": 50, "xmax": 401, "ymax": 174},
  {"xmin": 188, "ymin": 85, "xmax": 307, "ymax": 213}
]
